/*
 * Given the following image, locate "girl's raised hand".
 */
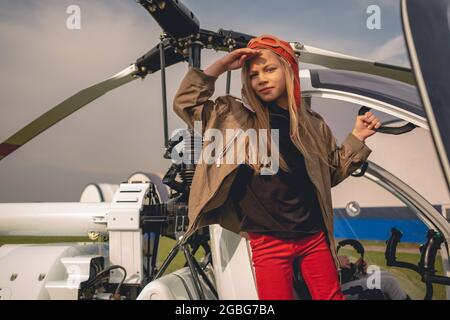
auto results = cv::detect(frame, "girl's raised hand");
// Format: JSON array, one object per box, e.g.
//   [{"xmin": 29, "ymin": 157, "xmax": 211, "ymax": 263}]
[{"xmin": 220, "ymin": 48, "xmax": 261, "ymax": 71}]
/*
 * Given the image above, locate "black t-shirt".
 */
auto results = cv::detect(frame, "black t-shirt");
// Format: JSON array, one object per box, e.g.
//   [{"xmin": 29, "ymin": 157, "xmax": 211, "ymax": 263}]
[{"xmin": 229, "ymin": 101, "xmax": 324, "ymax": 239}]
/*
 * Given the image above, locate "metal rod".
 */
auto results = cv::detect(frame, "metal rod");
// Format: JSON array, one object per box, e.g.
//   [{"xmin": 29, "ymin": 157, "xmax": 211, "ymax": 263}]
[
  {"xmin": 160, "ymin": 34, "xmax": 169, "ymax": 147},
  {"xmin": 188, "ymin": 42, "xmax": 202, "ymax": 68},
  {"xmin": 146, "ymin": 232, "xmax": 151, "ymax": 280},
  {"xmin": 424, "ymin": 281, "xmax": 433, "ymax": 300},
  {"xmin": 226, "ymin": 70, "xmax": 231, "ymax": 95},
  {"xmin": 428, "ymin": 274, "xmax": 450, "ymax": 286},
  {"xmin": 151, "ymin": 231, "xmax": 161, "ymax": 278},
  {"xmin": 225, "ymin": 42, "xmax": 233, "ymax": 94},
  {"xmin": 185, "ymin": 42, "xmax": 203, "ymax": 176},
  {"xmin": 182, "ymin": 244, "xmax": 206, "ymax": 300},
  {"xmin": 191, "ymin": 253, "xmax": 218, "ymax": 299},
  {"xmin": 153, "ymin": 241, "xmax": 181, "ymax": 280}
]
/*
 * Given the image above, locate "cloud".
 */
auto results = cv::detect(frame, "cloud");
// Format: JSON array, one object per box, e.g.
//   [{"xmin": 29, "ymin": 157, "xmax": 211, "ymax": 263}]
[{"xmin": 368, "ymin": 34, "xmax": 410, "ymax": 67}]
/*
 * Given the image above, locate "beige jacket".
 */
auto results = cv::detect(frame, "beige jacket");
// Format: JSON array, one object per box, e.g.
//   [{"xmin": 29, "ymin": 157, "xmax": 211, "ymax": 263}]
[{"xmin": 173, "ymin": 67, "xmax": 372, "ymax": 268}]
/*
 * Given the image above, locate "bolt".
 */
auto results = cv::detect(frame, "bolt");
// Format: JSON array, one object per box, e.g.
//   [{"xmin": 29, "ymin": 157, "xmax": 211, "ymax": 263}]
[
  {"xmin": 88, "ymin": 231, "xmax": 100, "ymax": 241},
  {"xmin": 157, "ymin": 1, "xmax": 166, "ymax": 10},
  {"xmin": 294, "ymin": 42, "xmax": 303, "ymax": 50}
]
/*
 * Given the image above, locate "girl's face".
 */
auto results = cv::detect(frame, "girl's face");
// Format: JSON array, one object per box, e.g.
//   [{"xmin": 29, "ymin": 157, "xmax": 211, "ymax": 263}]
[{"xmin": 249, "ymin": 49, "xmax": 288, "ymax": 108}]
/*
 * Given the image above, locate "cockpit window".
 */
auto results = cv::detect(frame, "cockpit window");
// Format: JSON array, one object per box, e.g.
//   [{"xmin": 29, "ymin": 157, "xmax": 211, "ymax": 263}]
[
  {"xmin": 333, "ymin": 175, "xmax": 446, "ymax": 300},
  {"xmin": 310, "ymin": 69, "xmax": 424, "ymax": 118}
]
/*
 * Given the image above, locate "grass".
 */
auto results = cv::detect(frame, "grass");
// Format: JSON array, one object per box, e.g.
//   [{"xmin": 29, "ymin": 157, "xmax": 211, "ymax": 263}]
[
  {"xmin": 1, "ymin": 237, "xmax": 447, "ymax": 300},
  {"xmin": 0, "ymin": 236, "xmax": 92, "ymax": 244}
]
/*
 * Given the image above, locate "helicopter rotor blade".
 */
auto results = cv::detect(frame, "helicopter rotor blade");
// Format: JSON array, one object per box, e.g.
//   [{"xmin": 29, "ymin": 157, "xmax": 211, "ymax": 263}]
[
  {"xmin": 294, "ymin": 44, "xmax": 415, "ymax": 85},
  {"xmin": 137, "ymin": 0, "xmax": 200, "ymax": 40},
  {"xmin": 136, "ymin": 0, "xmax": 413, "ymax": 83},
  {"xmin": 0, "ymin": 64, "xmax": 139, "ymax": 161}
]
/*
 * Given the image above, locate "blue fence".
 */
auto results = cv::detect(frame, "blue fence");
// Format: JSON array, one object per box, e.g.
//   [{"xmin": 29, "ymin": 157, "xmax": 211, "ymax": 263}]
[{"xmin": 333, "ymin": 206, "xmax": 442, "ymax": 243}]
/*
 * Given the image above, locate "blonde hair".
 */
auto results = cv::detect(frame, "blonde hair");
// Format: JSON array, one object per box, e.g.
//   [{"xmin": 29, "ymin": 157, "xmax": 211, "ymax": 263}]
[{"xmin": 240, "ymin": 51, "xmax": 330, "ymax": 175}]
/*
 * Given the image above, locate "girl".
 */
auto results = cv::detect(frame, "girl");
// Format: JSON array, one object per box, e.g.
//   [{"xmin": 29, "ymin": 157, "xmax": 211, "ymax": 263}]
[{"xmin": 173, "ymin": 34, "xmax": 381, "ymax": 300}]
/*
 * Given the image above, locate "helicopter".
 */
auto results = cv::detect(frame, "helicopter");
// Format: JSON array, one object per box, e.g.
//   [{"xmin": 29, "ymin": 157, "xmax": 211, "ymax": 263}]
[{"xmin": 0, "ymin": 0, "xmax": 449, "ymax": 300}]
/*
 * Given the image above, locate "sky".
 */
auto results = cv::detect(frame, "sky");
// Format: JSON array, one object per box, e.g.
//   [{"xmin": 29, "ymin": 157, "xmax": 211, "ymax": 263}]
[{"xmin": 1, "ymin": 0, "xmax": 447, "ymax": 204}]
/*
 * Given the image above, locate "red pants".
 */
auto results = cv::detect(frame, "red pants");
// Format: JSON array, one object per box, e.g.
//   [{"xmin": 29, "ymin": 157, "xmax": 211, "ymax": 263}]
[{"xmin": 248, "ymin": 230, "xmax": 345, "ymax": 300}]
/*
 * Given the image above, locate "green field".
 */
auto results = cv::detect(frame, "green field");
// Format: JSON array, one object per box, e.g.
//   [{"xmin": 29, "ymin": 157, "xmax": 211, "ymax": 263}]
[{"xmin": 1, "ymin": 236, "xmax": 447, "ymax": 300}]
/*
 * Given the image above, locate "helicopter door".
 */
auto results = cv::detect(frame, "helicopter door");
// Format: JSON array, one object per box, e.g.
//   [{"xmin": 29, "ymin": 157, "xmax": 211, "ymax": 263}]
[{"xmin": 401, "ymin": 0, "xmax": 450, "ymax": 191}]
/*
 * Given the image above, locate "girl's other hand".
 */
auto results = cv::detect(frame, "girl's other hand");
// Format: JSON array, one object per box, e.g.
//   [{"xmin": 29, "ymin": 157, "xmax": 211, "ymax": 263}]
[{"xmin": 352, "ymin": 111, "xmax": 381, "ymax": 141}]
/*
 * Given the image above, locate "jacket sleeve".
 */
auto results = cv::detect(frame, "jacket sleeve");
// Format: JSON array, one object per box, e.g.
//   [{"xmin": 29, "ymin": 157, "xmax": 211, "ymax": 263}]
[
  {"xmin": 320, "ymin": 117, "xmax": 372, "ymax": 187},
  {"xmin": 173, "ymin": 66, "xmax": 228, "ymax": 133}
]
